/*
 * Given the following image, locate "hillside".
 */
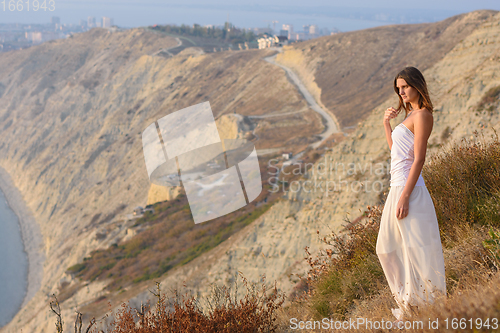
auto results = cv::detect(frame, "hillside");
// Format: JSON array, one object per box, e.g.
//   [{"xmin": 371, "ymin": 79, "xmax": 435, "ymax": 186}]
[
  {"xmin": 0, "ymin": 10, "xmax": 499, "ymax": 332},
  {"xmin": 275, "ymin": 10, "xmax": 498, "ymax": 128}
]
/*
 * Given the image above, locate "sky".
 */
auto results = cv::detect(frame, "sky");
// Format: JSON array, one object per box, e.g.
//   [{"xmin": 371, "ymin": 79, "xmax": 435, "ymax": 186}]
[{"xmin": 1, "ymin": 0, "xmax": 499, "ymax": 32}]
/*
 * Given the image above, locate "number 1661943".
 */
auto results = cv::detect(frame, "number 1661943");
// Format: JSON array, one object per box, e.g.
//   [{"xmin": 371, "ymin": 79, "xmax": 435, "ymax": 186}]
[
  {"xmin": 1, "ymin": 0, "xmax": 55, "ymax": 11},
  {"xmin": 443, "ymin": 318, "xmax": 498, "ymax": 330}
]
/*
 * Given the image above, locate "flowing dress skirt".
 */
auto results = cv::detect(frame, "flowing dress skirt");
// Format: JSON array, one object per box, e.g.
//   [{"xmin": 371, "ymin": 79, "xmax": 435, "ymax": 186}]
[{"xmin": 376, "ymin": 185, "xmax": 446, "ymax": 320}]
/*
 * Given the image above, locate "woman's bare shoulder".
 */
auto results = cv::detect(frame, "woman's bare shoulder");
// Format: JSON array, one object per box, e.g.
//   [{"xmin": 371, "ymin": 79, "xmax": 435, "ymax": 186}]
[
  {"xmin": 414, "ymin": 108, "xmax": 433, "ymax": 122},
  {"xmin": 412, "ymin": 108, "xmax": 434, "ymax": 136}
]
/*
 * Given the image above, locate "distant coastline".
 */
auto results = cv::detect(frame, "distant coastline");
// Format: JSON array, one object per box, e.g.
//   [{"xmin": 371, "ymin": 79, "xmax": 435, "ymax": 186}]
[{"xmin": 0, "ymin": 166, "xmax": 44, "ymax": 318}]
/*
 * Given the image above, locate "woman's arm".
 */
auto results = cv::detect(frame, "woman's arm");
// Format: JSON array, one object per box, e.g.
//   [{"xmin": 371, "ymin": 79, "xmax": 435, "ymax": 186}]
[
  {"xmin": 383, "ymin": 107, "xmax": 398, "ymax": 150},
  {"xmin": 396, "ymin": 110, "xmax": 433, "ymax": 219}
]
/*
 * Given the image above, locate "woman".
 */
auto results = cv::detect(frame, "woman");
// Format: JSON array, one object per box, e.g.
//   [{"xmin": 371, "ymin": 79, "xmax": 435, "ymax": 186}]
[{"xmin": 376, "ymin": 67, "xmax": 446, "ymax": 322}]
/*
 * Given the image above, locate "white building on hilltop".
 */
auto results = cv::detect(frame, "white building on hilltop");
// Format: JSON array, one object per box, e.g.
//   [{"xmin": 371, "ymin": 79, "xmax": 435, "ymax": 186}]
[{"xmin": 257, "ymin": 35, "xmax": 279, "ymax": 49}]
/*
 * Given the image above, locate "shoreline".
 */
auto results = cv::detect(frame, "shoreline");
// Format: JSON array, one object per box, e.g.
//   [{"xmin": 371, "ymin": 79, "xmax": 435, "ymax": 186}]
[{"xmin": 0, "ymin": 165, "xmax": 44, "ymax": 314}]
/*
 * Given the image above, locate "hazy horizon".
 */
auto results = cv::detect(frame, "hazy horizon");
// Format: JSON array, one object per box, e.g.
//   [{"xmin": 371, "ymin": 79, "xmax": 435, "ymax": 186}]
[{"xmin": 1, "ymin": 1, "xmax": 499, "ymax": 32}]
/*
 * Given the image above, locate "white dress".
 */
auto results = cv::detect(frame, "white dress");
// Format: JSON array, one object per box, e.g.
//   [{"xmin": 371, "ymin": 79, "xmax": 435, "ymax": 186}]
[{"xmin": 376, "ymin": 122, "xmax": 446, "ymax": 320}]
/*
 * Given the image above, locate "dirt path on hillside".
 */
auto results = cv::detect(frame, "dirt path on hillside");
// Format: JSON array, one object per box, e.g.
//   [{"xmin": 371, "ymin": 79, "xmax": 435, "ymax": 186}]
[
  {"xmin": 151, "ymin": 37, "xmax": 182, "ymax": 57},
  {"xmin": 263, "ymin": 47, "xmax": 341, "ymax": 149}
]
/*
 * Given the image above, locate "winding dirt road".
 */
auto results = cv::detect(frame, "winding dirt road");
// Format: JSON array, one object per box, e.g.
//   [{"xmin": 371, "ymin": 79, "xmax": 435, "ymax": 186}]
[
  {"xmin": 263, "ymin": 47, "xmax": 341, "ymax": 149},
  {"xmin": 151, "ymin": 37, "xmax": 182, "ymax": 57}
]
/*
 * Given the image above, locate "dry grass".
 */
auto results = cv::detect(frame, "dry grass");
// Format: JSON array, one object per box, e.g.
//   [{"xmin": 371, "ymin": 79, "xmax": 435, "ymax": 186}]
[
  {"xmin": 107, "ymin": 275, "xmax": 284, "ymax": 333},
  {"xmin": 423, "ymin": 129, "xmax": 500, "ymax": 238},
  {"xmin": 344, "ymin": 223, "xmax": 498, "ymax": 333},
  {"xmin": 277, "ymin": 214, "xmax": 500, "ymax": 333},
  {"xmin": 276, "ymin": 129, "xmax": 500, "ymax": 332},
  {"xmin": 281, "ymin": 205, "xmax": 385, "ymax": 326},
  {"xmin": 52, "ymin": 274, "xmax": 285, "ymax": 333}
]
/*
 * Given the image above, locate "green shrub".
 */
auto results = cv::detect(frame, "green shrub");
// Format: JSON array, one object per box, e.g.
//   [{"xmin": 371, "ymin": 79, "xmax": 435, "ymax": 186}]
[
  {"xmin": 66, "ymin": 263, "xmax": 86, "ymax": 274},
  {"xmin": 483, "ymin": 227, "xmax": 500, "ymax": 264}
]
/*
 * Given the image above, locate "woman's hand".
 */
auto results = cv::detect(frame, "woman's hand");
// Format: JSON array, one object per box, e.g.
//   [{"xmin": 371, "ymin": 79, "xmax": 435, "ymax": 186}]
[
  {"xmin": 384, "ymin": 107, "xmax": 398, "ymax": 124},
  {"xmin": 396, "ymin": 195, "xmax": 409, "ymax": 220}
]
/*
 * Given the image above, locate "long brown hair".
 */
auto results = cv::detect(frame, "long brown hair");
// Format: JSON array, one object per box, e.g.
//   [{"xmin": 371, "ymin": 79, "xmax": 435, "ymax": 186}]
[{"xmin": 394, "ymin": 66, "xmax": 433, "ymax": 118}]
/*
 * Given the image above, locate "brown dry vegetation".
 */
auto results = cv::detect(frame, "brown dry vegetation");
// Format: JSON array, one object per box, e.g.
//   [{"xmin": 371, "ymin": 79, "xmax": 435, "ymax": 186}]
[
  {"xmin": 424, "ymin": 130, "xmax": 500, "ymax": 235},
  {"xmin": 52, "ymin": 274, "xmax": 285, "ymax": 333},
  {"xmin": 104, "ymin": 276, "xmax": 285, "ymax": 333}
]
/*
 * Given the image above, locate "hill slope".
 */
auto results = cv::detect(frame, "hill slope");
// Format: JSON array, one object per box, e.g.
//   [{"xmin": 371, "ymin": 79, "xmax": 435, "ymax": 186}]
[{"xmin": 275, "ymin": 10, "xmax": 498, "ymax": 128}]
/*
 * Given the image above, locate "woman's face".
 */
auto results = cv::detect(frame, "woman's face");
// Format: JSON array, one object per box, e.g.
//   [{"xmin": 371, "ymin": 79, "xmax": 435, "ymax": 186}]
[{"xmin": 396, "ymin": 78, "xmax": 419, "ymax": 106}]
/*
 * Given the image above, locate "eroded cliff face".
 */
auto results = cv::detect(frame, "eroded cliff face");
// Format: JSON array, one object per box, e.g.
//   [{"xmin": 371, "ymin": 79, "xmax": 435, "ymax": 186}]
[
  {"xmin": 0, "ymin": 27, "xmax": 311, "ymax": 332},
  {"xmin": 2, "ymin": 10, "xmax": 500, "ymax": 332}
]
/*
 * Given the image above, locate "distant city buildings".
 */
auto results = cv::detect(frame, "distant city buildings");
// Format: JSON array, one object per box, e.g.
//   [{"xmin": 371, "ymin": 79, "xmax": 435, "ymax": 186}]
[
  {"xmin": 0, "ymin": 15, "xmax": 116, "ymax": 52},
  {"xmin": 87, "ymin": 16, "xmax": 96, "ymax": 28},
  {"xmin": 24, "ymin": 31, "xmax": 42, "ymax": 43},
  {"xmin": 257, "ymin": 32, "xmax": 290, "ymax": 49},
  {"xmin": 1, "ymin": 16, "xmax": 334, "ymax": 54},
  {"xmin": 288, "ymin": 24, "xmax": 319, "ymax": 41},
  {"xmin": 102, "ymin": 17, "xmax": 114, "ymax": 28},
  {"xmin": 257, "ymin": 22, "xmax": 337, "ymax": 48},
  {"xmin": 275, "ymin": 23, "xmax": 337, "ymax": 42},
  {"xmin": 79, "ymin": 19, "xmax": 88, "ymax": 29},
  {"xmin": 303, "ymin": 24, "xmax": 317, "ymax": 35},
  {"xmin": 279, "ymin": 24, "xmax": 293, "ymax": 39},
  {"xmin": 86, "ymin": 16, "xmax": 114, "ymax": 28},
  {"xmin": 25, "ymin": 31, "xmax": 61, "ymax": 43},
  {"xmin": 51, "ymin": 16, "xmax": 61, "ymax": 31}
]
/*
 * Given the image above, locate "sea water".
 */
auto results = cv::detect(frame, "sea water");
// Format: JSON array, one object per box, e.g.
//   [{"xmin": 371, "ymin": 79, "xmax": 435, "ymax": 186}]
[{"xmin": 0, "ymin": 188, "xmax": 28, "ymax": 327}]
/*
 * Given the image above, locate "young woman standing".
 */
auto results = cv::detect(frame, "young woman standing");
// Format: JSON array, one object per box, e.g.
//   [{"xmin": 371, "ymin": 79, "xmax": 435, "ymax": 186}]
[{"xmin": 376, "ymin": 67, "xmax": 446, "ymax": 322}]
